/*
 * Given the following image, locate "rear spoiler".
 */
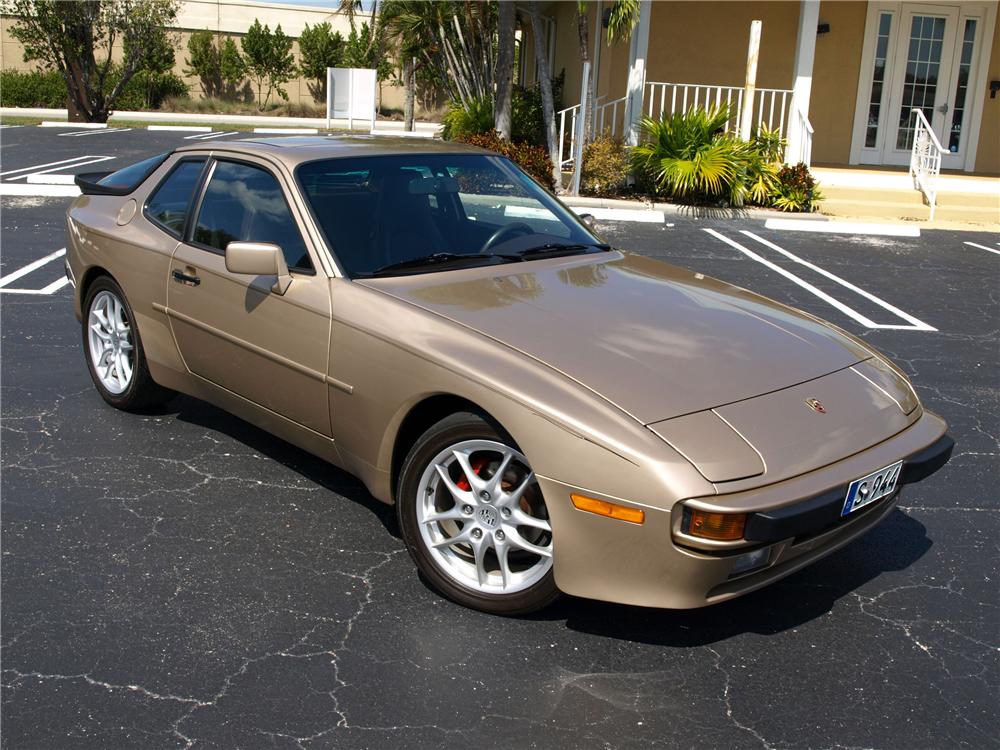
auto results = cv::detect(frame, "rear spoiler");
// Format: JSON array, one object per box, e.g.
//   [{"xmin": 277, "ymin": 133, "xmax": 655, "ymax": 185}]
[{"xmin": 74, "ymin": 171, "xmax": 132, "ymax": 196}]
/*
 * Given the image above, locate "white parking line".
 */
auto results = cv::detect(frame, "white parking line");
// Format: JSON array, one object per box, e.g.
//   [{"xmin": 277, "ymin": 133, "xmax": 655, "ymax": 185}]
[
  {"xmin": 0, "ymin": 248, "xmax": 66, "ymax": 290},
  {"xmin": 184, "ymin": 130, "xmax": 240, "ymax": 140},
  {"xmin": 740, "ymin": 231, "xmax": 936, "ymax": 331},
  {"xmin": 26, "ymin": 174, "xmax": 76, "ymax": 185},
  {"xmin": 3, "ymin": 155, "xmax": 114, "ymax": 181},
  {"xmin": 1, "ymin": 155, "xmax": 102, "ymax": 178},
  {"xmin": 58, "ymin": 128, "xmax": 133, "ymax": 137},
  {"xmin": 964, "ymin": 241, "xmax": 1000, "ymax": 257},
  {"xmin": 703, "ymin": 229, "xmax": 936, "ymax": 331},
  {"xmin": 0, "ymin": 183, "xmax": 80, "ymax": 197}
]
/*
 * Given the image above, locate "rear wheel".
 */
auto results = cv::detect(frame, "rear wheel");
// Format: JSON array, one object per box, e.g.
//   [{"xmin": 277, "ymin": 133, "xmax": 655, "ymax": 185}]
[
  {"xmin": 82, "ymin": 276, "xmax": 173, "ymax": 411},
  {"xmin": 397, "ymin": 412, "xmax": 559, "ymax": 615}
]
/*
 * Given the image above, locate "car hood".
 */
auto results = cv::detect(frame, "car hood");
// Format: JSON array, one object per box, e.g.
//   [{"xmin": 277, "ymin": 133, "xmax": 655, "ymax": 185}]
[{"xmin": 360, "ymin": 252, "xmax": 872, "ymax": 424}]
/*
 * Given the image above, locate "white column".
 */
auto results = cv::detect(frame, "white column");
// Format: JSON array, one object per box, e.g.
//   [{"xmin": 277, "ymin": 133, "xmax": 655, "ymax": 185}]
[
  {"xmin": 623, "ymin": 0, "xmax": 652, "ymax": 146},
  {"xmin": 786, "ymin": 0, "xmax": 820, "ymax": 163}
]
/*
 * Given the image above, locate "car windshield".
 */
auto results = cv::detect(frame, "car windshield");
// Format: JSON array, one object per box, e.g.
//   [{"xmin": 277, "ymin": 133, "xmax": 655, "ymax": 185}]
[{"xmin": 296, "ymin": 153, "xmax": 605, "ymax": 278}]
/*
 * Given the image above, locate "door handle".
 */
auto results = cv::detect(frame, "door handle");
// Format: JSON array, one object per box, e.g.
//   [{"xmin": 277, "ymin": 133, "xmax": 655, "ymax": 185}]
[
  {"xmin": 937, "ymin": 102, "xmax": 949, "ymax": 114},
  {"xmin": 172, "ymin": 269, "xmax": 201, "ymax": 286}
]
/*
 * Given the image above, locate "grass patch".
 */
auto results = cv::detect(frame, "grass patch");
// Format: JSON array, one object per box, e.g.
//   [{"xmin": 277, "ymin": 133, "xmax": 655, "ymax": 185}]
[{"xmin": 0, "ymin": 115, "xmax": 44, "ymax": 126}]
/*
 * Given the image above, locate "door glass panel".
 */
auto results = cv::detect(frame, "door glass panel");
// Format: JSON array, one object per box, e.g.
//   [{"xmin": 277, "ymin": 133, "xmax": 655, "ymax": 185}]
[
  {"xmin": 865, "ymin": 13, "xmax": 893, "ymax": 148},
  {"xmin": 145, "ymin": 159, "xmax": 206, "ymax": 237},
  {"xmin": 194, "ymin": 161, "xmax": 312, "ymax": 272},
  {"xmin": 895, "ymin": 15, "xmax": 946, "ymax": 150},
  {"xmin": 948, "ymin": 19, "xmax": 977, "ymax": 152}
]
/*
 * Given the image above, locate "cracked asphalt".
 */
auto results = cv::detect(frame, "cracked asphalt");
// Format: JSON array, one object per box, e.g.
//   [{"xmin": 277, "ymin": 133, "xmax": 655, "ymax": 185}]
[{"xmin": 2, "ymin": 127, "xmax": 999, "ymax": 749}]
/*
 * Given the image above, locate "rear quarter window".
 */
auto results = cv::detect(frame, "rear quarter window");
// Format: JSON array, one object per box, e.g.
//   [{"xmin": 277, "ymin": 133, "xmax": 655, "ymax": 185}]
[
  {"xmin": 97, "ymin": 153, "xmax": 170, "ymax": 191},
  {"xmin": 145, "ymin": 159, "xmax": 207, "ymax": 237}
]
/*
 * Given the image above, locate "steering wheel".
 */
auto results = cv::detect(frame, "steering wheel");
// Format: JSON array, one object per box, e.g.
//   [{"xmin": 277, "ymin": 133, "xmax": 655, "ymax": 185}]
[{"xmin": 479, "ymin": 222, "xmax": 534, "ymax": 254}]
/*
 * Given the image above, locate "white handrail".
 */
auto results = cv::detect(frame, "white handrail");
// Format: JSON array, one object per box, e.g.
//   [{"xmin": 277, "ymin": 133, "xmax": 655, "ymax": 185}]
[
  {"xmin": 785, "ymin": 105, "xmax": 814, "ymax": 167},
  {"xmin": 556, "ymin": 95, "xmax": 628, "ymax": 166},
  {"xmin": 909, "ymin": 108, "xmax": 944, "ymax": 221},
  {"xmin": 644, "ymin": 81, "xmax": 793, "ymax": 135}
]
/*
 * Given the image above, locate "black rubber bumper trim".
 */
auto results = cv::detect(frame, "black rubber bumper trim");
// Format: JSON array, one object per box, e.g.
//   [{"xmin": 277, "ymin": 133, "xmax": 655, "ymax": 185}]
[{"xmin": 743, "ymin": 433, "xmax": 954, "ymax": 543}]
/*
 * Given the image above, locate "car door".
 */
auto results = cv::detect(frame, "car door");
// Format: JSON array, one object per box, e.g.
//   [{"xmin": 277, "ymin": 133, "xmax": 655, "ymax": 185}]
[{"xmin": 166, "ymin": 155, "xmax": 333, "ymax": 436}]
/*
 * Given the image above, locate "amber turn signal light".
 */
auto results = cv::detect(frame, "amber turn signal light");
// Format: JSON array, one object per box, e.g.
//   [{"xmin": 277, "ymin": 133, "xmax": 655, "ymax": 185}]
[
  {"xmin": 687, "ymin": 509, "xmax": 747, "ymax": 541},
  {"xmin": 571, "ymin": 494, "xmax": 645, "ymax": 524}
]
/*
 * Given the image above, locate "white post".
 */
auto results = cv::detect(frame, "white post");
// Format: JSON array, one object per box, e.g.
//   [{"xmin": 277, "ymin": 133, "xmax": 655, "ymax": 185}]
[
  {"xmin": 326, "ymin": 67, "xmax": 334, "ymax": 131},
  {"xmin": 347, "ymin": 70, "xmax": 354, "ymax": 132},
  {"xmin": 785, "ymin": 0, "xmax": 820, "ymax": 163},
  {"xmin": 570, "ymin": 61, "xmax": 591, "ymax": 196},
  {"xmin": 590, "ymin": 0, "xmax": 603, "ymax": 136},
  {"xmin": 739, "ymin": 20, "xmax": 762, "ymax": 141},
  {"xmin": 623, "ymin": 0, "xmax": 652, "ymax": 146}
]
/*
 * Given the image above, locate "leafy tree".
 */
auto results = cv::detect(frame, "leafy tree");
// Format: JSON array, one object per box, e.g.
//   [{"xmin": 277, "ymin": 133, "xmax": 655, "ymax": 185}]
[
  {"xmin": 241, "ymin": 19, "xmax": 295, "ymax": 110},
  {"xmin": 5, "ymin": 0, "xmax": 179, "ymax": 122},
  {"xmin": 185, "ymin": 29, "xmax": 221, "ymax": 97},
  {"xmin": 219, "ymin": 37, "xmax": 246, "ymax": 99},
  {"xmin": 298, "ymin": 21, "xmax": 345, "ymax": 102},
  {"xmin": 185, "ymin": 30, "xmax": 245, "ymax": 100}
]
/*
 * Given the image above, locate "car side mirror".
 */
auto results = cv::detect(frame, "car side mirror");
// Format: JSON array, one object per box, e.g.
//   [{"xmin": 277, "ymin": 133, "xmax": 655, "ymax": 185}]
[
  {"xmin": 225, "ymin": 241, "xmax": 291, "ymax": 295},
  {"xmin": 579, "ymin": 213, "xmax": 596, "ymax": 229}
]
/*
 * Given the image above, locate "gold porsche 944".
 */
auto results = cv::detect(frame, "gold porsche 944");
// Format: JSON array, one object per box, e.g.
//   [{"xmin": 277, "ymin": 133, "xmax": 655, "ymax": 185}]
[{"xmin": 65, "ymin": 137, "xmax": 953, "ymax": 614}]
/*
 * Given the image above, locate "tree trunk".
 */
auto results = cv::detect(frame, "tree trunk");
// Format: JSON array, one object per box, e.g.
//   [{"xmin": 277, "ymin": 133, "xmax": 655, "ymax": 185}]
[
  {"xmin": 403, "ymin": 57, "xmax": 415, "ymax": 132},
  {"xmin": 495, "ymin": 0, "xmax": 516, "ymax": 139},
  {"xmin": 576, "ymin": 8, "xmax": 592, "ymax": 144},
  {"xmin": 529, "ymin": 3, "xmax": 560, "ymax": 190}
]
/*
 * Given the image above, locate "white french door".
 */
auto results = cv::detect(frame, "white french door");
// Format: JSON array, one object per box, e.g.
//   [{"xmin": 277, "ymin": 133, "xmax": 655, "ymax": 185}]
[{"xmin": 852, "ymin": 2, "xmax": 995, "ymax": 170}]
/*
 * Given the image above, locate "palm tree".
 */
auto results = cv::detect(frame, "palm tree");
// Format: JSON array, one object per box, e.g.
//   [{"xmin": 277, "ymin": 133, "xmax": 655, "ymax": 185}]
[
  {"xmin": 528, "ymin": 1, "xmax": 560, "ymax": 188},
  {"xmin": 495, "ymin": 0, "xmax": 516, "ymax": 139}
]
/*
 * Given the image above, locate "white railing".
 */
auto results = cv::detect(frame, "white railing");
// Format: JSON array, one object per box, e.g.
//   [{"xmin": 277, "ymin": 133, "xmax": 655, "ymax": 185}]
[
  {"xmin": 909, "ymin": 108, "xmax": 944, "ymax": 221},
  {"xmin": 785, "ymin": 105, "xmax": 814, "ymax": 167},
  {"xmin": 556, "ymin": 95, "xmax": 628, "ymax": 166},
  {"xmin": 644, "ymin": 82, "xmax": 793, "ymax": 135}
]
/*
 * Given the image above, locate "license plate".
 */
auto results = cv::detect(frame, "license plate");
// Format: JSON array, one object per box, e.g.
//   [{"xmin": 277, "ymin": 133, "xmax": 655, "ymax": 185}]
[{"xmin": 841, "ymin": 460, "xmax": 903, "ymax": 516}]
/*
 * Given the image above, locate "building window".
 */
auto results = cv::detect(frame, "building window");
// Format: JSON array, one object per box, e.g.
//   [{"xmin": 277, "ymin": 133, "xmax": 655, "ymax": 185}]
[
  {"xmin": 895, "ymin": 15, "xmax": 947, "ymax": 151},
  {"xmin": 865, "ymin": 13, "xmax": 893, "ymax": 149},
  {"xmin": 948, "ymin": 19, "xmax": 977, "ymax": 153}
]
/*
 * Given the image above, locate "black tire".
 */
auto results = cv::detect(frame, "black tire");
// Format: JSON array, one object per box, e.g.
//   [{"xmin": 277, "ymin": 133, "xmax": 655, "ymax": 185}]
[
  {"xmin": 81, "ymin": 275, "xmax": 174, "ymax": 411},
  {"xmin": 397, "ymin": 412, "xmax": 560, "ymax": 615}
]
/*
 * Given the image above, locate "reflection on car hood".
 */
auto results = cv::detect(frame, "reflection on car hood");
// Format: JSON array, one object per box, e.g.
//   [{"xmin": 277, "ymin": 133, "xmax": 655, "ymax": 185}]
[{"xmin": 361, "ymin": 252, "xmax": 872, "ymax": 423}]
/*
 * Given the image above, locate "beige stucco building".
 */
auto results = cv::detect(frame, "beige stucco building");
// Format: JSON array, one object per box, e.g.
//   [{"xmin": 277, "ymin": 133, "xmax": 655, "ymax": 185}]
[
  {"xmin": 1, "ymin": 0, "xmax": 420, "ymax": 114},
  {"xmin": 526, "ymin": 0, "xmax": 999, "ymax": 175}
]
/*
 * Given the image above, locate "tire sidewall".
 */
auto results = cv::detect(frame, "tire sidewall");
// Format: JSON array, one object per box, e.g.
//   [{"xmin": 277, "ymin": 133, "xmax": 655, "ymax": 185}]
[
  {"xmin": 82, "ymin": 276, "xmax": 145, "ymax": 409},
  {"xmin": 397, "ymin": 412, "xmax": 559, "ymax": 616}
]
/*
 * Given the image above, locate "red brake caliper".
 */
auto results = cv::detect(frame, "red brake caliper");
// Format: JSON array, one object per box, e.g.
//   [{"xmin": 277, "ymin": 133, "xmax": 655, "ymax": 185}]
[{"xmin": 455, "ymin": 457, "xmax": 490, "ymax": 491}]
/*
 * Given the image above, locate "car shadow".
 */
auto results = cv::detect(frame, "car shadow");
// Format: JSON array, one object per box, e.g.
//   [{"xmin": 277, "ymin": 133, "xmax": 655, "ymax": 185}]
[
  {"xmin": 156, "ymin": 394, "xmax": 403, "ymax": 540},
  {"xmin": 538, "ymin": 510, "xmax": 932, "ymax": 646},
  {"xmin": 134, "ymin": 395, "xmax": 931, "ymax": 642}
]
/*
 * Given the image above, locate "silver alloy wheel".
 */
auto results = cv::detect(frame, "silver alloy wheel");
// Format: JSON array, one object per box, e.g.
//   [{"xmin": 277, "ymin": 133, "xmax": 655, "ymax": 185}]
[
  {"xmin": 416, "ymin": 439, "xmax": 553, "ymax": 595},
  {"xmin": 87, "ymin": 290, "xmax": 134, "ymax": 395}
]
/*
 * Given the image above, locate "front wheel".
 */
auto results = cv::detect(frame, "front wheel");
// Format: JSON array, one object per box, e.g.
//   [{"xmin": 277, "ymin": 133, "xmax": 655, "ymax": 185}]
[{"xmin": 397, "ymin": 413, "xmax": 559, "ymax": 615}]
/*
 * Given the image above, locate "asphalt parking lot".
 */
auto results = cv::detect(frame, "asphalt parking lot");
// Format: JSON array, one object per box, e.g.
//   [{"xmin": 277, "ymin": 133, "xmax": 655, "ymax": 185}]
[{"xmin": 2, "ymin": 125, "xmax": 999, "ymax": 749}]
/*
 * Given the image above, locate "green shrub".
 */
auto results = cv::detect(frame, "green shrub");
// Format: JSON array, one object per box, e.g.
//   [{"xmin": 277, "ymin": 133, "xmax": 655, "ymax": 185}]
[
  {"xmin": 454, "ymin": 130, "xmax": 556, "ymax": 190},
  {"xmin": 441, "ymin": 94, "xmax": 494, "ymax": 141},
  {"xmin": 114, "ymin": 70, "xmax": 189, "ymax": 110},
  {"xmin": 0, "ymin": 68, "xmax": 67, "ymax": 108},
  {"xmin": 442, "ymin": 78, "xmax": 563, "ymax": 147},
  {"xmin": 770, "ymin": 163, "xmax": 822, "ymax": 212},
  {"xmin": 581, "ymin": 133, "xmax": 629, "ymax": 197}
]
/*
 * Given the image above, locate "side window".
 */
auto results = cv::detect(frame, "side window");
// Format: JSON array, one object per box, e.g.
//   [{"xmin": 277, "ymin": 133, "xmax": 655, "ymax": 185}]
[
  {"xmin": 193, "ymin": 160, "xmax": 312, "ymax": 272},
  {"xmin": 145, "ymin": 159, "xmax": 206, "ymax": 236}
]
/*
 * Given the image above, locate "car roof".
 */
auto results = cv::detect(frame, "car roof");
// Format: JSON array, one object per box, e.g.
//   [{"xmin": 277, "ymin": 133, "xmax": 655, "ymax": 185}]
[{"xmin": 175, "ymin": 134, "xmax": 490, "ymax": 168}]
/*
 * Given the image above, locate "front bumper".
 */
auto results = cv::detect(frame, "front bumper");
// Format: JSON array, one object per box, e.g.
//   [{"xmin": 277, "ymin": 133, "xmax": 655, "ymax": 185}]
[{"xmin": 540, "ymin": 409, "xmax": 951, "ymax": 609}]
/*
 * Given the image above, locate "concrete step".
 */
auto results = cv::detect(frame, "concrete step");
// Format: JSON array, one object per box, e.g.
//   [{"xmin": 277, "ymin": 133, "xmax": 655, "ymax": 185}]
[
  {"xmin": 819, "ymin": 196, "xmax": 999, "ymax": 224},
  {"xmin": 819, "ymin": 184, "xmax": 999, "ymax": 210}
]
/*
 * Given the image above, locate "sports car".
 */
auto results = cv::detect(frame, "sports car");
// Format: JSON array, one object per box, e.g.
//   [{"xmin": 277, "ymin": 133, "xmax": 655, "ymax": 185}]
[{"xmin": 65, "ymin": 136, "xmax": 953, "ymax": 614}]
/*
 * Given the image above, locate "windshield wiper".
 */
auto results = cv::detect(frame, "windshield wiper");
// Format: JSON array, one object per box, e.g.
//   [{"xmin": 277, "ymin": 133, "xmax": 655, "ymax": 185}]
[
  {"xmin": 364, "ymin": 252, "xmax": 510, "ymax": 277},
  {"xmin": 515, "ymin": 242, "xmax": 611, "ymax": 259}
]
